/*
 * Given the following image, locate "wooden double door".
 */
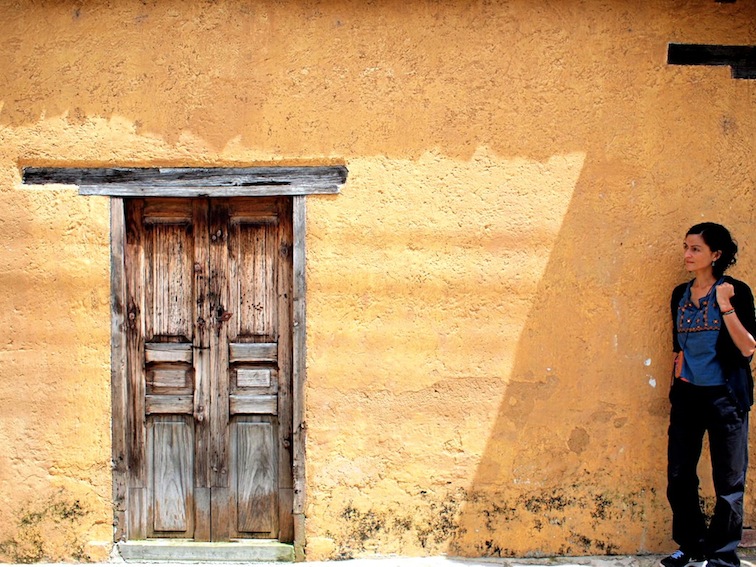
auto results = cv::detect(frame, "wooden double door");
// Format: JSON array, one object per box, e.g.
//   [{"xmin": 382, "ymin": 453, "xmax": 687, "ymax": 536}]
[{"xmin": 122, "ymin": 197, "xmax": 293, "ymax": 542}]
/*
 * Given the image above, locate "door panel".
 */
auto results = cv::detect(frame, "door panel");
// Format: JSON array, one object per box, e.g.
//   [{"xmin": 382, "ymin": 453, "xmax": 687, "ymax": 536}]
[
  {"xmin": 142, "ymin": 200, "xmax": 195, "ymax": 342},
  {"xmin": 124, "ymin": 197, "xmax": 292, "ymax": 542},
  {"xmin": 223, "ymin": 197, "xmax": 291, "ymax": 539},
  {"xmin": 146, "ymin": 225, "xmax": 193, "ymax": 340},
  {"xmin": 150, "ymin": 417, "xmax": 194, "ymax": 533},
  {"xmin": 234, "ymin": 419, "xmax": 277, "ymax": 534},
  {"xmin": 228, "ymin": 210, "xmax": 279, "ymax": 340}
]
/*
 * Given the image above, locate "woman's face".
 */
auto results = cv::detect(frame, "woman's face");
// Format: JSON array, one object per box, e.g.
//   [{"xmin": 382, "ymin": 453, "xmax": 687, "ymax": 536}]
[{"xmin": 683, "ymin": 233, "xmax": 721, "ymax": 274}]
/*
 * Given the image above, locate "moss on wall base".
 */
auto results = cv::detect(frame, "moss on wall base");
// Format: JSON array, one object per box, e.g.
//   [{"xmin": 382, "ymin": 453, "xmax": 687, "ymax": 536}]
[
  {"xmin": 0, "ymin": 489, "xmax": 97, "ymax": 563},
  {"xmin": 307, "ymin": 483, "xmax": 669, "ymax": 561}
]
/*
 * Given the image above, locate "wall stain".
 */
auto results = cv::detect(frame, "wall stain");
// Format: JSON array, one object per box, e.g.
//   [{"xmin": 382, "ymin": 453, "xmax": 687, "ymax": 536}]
[
  {"xmin": 452, "ymin": 483, "xmax": 663, "ymax": 557},
  {"xmin": 592, "ymin": 494, "xmax": 613, "ymax": 520},
  {"xmin": 334, "ymin": 505, "xmax": 385, "ymax": 559},
  {"xmin": 0, "ymin": 489, "xmax": 90, "ymax": 563},
  {"xmin": 328, "ymin": 490, "xmax": 467, "ymax": 559},
  {"xmin": 416, "ymin": 493, "xmax": 462, "ymax": 549},
  {"xmin": 324, "ymin": 484, "xmax": 659, "ymax": 559}
]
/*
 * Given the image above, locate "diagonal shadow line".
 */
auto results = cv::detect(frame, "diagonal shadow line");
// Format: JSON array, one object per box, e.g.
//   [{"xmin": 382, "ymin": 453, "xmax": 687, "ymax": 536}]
[{"xmin": 447, "ymin": 157, "xmax": 673, "ymax": 558}]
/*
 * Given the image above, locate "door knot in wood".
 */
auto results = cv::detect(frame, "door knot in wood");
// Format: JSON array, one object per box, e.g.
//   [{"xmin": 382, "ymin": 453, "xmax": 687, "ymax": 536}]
[
  {"xmin": 127, "ymin": 305, "xmax": 139, "ymax": 329},
  {"xmin": 193, "ymin": 406, "xmax": 206, "ymax": 422}
]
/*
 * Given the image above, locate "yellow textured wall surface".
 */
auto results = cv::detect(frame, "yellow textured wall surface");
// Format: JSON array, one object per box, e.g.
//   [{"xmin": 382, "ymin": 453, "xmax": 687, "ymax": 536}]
[
  {"xmin": 0, "ymin": 173, "xmax": 113, "ymax": 560},
  {"xmin": 0, "ymin": 0, "xmax": 755, "ymax": 561}
]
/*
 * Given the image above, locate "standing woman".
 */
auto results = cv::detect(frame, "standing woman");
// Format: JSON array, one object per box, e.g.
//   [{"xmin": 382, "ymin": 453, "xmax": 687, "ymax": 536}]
[{"xmin": 663, "ymin": 223, "xmax": 756, "ymax": 567}]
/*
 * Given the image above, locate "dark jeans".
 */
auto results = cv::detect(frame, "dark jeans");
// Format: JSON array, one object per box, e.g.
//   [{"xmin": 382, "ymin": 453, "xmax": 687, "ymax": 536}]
[{"xmin": 667, "ymin": 379, "xmax": 749, "ymax": 567}]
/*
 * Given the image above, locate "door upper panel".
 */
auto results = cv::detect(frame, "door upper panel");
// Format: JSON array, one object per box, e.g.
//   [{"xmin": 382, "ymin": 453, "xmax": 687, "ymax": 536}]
[
  {"xmin": 142, "ymin": 199, "xmax": 196, "ymax": 343},
  {"xmin": 227, "ymin": 197, "xmax": 282, "ymax": 343}
]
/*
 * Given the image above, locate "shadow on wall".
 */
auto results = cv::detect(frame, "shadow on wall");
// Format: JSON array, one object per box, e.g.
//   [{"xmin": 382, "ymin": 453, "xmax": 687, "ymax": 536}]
[
  {"xmin": 447, "ymin": 144, "xmax": 756, "ymax": 556},
  {"xmin": 0, "ymin": 0, "xmax": 690, "ymax": 162},
  {"xmin": 446, "ymin": 154, "xmax": 676, "ymax": 557}
]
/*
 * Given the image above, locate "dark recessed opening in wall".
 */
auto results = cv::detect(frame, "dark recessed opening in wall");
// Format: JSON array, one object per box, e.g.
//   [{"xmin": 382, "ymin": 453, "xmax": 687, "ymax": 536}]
[{"xmin": 668, "ymin": 43, "xmax": 756, "ymax": 79}]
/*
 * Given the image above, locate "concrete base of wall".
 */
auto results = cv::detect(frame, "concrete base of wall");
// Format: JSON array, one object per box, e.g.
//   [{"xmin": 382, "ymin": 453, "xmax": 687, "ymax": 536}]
[{"xmin": 116, "ymin": 540, "xmax": 295, "ymax": 562}]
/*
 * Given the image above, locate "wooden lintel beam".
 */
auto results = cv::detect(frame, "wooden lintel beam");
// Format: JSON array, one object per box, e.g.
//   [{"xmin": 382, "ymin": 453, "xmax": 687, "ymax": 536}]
[{"xmin": 22, "ymin": 166, "xmax": 348, "ymax": 197}]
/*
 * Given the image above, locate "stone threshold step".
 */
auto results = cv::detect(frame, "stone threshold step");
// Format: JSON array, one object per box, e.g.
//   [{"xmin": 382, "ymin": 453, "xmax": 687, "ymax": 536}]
[{"xmin": 117, "ymin": 540, "xmax": 295, "ymax": 563}]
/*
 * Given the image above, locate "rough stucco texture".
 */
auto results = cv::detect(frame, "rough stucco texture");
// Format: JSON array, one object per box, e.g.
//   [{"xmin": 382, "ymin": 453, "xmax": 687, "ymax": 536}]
[{"xmin": 0, "ymin": 0, "xmax": 755, "ymax": 561}]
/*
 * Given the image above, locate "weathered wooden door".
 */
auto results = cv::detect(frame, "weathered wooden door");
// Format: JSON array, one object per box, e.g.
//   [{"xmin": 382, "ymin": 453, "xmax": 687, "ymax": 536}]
[{"xmin": 123, "ymin": 197, "xmax": 293, "ymax": 542}]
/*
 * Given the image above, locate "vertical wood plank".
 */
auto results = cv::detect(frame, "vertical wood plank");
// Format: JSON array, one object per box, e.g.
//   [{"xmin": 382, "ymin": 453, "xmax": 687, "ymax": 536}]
[
  {"xmin": 172, "ymin": 225, "xmax": 193, "ymax": 336},
  {"xmin": 292, "ymin": 196, "xmax": 307, "ymax": 517},
  {"xmin": 211, "ymin": 487, "xmax": 231, "ymax": 541},
  {"xmin": 293, "ymin": 513, "xmax": 306, "ymax": 562},
  {"xmin": 125, "ymin": 200, "xmax": 147, "ymax": 486},
  {"xmin": 114, "ymin": 511, "xmax": 127, "ymax": 543},
  {"xmin": 260, "ymin": 223, "xmax": 277, "ymax": 337},
  {"xmin": 152, "ymin": 225, "xmax": 167, "ymax": 337},
  {"xmin": 192, "ymin": 199, "xmax": 212, "ymax": 540},
  {"xmin": 193, "ymin": 200, "xmax": 211, "ymax": 494},
  {"xmin": 110, "ymin": 198, "xmax": 129, "ymax": 541},
  {"xmin": 193, "ymin": 487, "xmax": 211, "ymax": 542},
  {"xmin": 279, "ymin": 488, "xmax": 294, "ymax": 543},
  {"xmin": 149, "ymin": 223, "xmax": 193, "ymax": 339},
  {"xmin": 227, "ymin": 219, "xmax": 240, "ymax": 343},
  {"xmin": 277, "ymin": 197, "xmax": 294, "ymax": 542},
  {"xmin": 249, "ymin": 223, "xmax": 268, "ymax": 337},
  {"xmin": 127, "ymin": 487, "xmax": 147, "ymax": 540},
  {"xmin": 209, "ymin": 201, "xmax": 230, "ymax": 494},
  {"xmin": 235, "ymin": 421, "xmax": 277, "ymax": 534},
  {"xmin": 143, "ymin": 213, "xmax": 155, "ymax": 342}
]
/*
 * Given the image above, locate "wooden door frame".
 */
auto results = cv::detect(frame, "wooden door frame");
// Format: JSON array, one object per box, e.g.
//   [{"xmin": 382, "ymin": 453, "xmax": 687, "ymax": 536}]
[
  {"xmin": 23, "ymin": 166, "xmax": 347, "ymax": 559},
  {"xmin": 112, "ymin": 196, "xmax": 306, "ymax": 546}
]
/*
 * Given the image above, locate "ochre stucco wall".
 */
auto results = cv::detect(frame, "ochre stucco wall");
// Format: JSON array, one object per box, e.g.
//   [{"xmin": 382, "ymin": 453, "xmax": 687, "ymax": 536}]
[{"xmin": 0, "ymin": 0, "xmax": 754, "ymax": 561}]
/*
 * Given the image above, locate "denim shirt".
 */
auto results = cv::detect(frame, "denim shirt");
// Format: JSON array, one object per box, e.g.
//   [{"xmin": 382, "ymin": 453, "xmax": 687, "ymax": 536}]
[{"xmin": 676, "ymin": 279, "xmax": 726, "ymax": 386}]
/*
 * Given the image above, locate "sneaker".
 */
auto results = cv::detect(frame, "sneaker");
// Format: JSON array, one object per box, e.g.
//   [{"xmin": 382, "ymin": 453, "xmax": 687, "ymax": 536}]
[{"xmin": 660, "ymin": 550, "xmax": 707, "ymax": 567}]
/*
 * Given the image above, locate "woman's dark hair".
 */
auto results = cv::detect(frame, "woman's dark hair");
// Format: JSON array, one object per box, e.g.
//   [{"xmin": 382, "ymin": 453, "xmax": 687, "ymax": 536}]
[{"xmin": 687, "ymin": 222, "xmax": 738, "ymax": 278}]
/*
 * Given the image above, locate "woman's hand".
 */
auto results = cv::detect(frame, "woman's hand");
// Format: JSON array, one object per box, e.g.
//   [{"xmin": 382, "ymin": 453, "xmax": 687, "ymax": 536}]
[
  {"xmin": 716, "ymin": 282, "xmax": 756, "ymax": 357},
  {"xmin": 716, "ymin": 282, "xmax": 736, "ymax": 310}
]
